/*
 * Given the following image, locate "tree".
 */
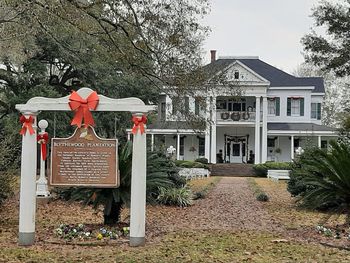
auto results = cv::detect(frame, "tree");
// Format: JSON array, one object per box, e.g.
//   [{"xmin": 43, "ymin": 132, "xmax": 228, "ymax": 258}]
[
  {"xmin": 293, "ymin": 62, "xmax": 350, "ymax": 127},
  {"xmin": 0, "ymin": 0, "xmax": 211, "ymax": 173},
  {"xmin": 0, "ymin": 0, "xmax": 210, "ymax": 91},
  {"xmin": 302, "ymin": 0, "xmax": 350, "ymax": 77}
]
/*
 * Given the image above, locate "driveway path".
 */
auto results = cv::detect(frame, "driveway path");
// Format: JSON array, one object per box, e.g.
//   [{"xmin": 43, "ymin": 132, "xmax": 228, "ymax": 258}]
[{"xmin": 146, "ymin": 177, "xmax": 284, "ymax": 237}]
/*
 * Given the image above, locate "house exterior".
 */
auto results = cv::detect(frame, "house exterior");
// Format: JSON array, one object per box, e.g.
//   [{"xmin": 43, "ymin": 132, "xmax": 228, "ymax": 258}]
[{"xmin": 132, "ymin": 54, "xmax": 337, "ymax": 164}]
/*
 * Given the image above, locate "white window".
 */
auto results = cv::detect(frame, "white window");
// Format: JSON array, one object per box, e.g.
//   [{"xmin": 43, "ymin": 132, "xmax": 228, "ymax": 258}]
[
  {"xmin": 311, "ymin": 103, "xmax": 321, "ymax": 120},
  {"xmin": 291, "ymin": 99, "xmax": 300, "ymax": 116},
  {"xmin": 268, "ymin": 99, "xmax": 276, "ymax": 115}
]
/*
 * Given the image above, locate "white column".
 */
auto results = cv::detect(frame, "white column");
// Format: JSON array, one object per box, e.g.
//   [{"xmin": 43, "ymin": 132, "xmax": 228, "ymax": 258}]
[
  {"xmin": 151, "ymin": 133, "xmax": 154, "ymax": 152},
  {"xmin": 261, "ymin": 96, "xmax": 268, "ymax": 163},
  {"xmin": 19, "ymin": 112, "xmax": 38, "ymax": 246},
  {"xmin": 318, "ymin": 136, "xmax": 321, "ymax": 148},
  {"xmin": 36, "ymin": 120, "xmax": 50, "ymax": 197},
  {"xmin": 127, "ymin": 132, "xmax": 131, "ymax": 141},
  {"xmin": 205, "ymin": 130, "xmax": 210, "ymax": 161},
  {"xmin": 290, "ymin": 135, "xmax": 294, "ymax": 160},
  {"xmin": 130, "ymin": 113, "xmax": 147, "ymax": 247},
  {"xmin": 254, "ymin": 96, "xmax": 261, "ymax": 164},
  {"xmin": 205, "ymin": 96, "xmax": 211, "ymax": 162},
  {"xmin": 176, "ymin": 134, "xmax": 180, "ymax": 160},
  {"xmin": 210, "ymin": 96, "xmax": 217, "ymax": 164}
]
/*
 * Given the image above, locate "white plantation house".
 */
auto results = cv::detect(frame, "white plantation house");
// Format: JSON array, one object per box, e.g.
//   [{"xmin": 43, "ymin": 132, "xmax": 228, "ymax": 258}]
[{"xmin": 136, "ymin": 52, "xmax": 337, "ymax": 164}]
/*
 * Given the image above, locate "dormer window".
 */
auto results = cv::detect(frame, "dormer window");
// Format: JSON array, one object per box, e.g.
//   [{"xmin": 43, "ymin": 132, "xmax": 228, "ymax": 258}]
[{"xmin": 234, "ymin": 71, "xmax": 239, "ymax": 79}]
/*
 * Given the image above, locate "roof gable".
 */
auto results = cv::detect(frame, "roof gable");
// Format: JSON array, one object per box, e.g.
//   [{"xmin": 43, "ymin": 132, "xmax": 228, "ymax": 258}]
[
  {"xmin": 203, "ymin": 58, "xmax": 325, "ymax": 93},
  {"xmin": 222, "ymin": 61, "xmax": 270, "ymax": 84}
]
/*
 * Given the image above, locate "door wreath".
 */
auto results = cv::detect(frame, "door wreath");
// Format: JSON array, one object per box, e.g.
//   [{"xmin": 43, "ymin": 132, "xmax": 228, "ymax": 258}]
[
  {"xmin": 231, "ymin": 112, "xmax": 241, "ymax": 121},
  {"xmin": 221, "ymin": 112, "xmax": 230, "ymax": 120}
]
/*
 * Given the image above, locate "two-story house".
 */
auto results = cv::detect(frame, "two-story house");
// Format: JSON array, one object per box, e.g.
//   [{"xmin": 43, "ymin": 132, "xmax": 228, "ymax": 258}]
[{"xmin": 133, "ymin": 53, "xmax": 337, "ymax": 164}]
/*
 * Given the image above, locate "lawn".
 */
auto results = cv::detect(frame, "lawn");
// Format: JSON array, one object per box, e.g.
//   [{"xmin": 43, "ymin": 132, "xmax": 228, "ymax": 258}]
[{"xmin": 1, "ymin": 177, "xmax": 349, "ymax": 262}]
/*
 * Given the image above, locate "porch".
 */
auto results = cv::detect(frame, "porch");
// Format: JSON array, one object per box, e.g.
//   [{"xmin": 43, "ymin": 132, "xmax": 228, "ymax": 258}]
[{"xmin": 216, "ymin": 96, "xmax": 260, "ymax": 122}]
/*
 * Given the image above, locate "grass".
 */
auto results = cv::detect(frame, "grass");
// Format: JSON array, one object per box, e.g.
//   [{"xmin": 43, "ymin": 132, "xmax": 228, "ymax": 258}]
[
  {"xmin": 115, "ymin": 230, "xmax": 350, "ymax": 263},
  {"xmin": 1, "ymin": 177, "xmax": 350, "ymax": 262},
  {"xmin": 254, "ymin": 178, "xmax": 347, "ymax": 228},
  {"xmin": 1, "ymin": 230, "xmax": 349, "ymax": 262},
  {"xmin": 188, "ymin": 176, "xmax": 221, "ymax": 199},
  {"xmin": 247, "ymin": 178, "xmax": 269, "ymax": 201}
]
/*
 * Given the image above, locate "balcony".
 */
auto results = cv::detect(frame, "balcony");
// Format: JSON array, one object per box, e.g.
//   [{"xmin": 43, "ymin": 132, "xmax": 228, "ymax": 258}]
[{"xmin": 217, "ymin": 110, "xmax": 256, "ymax": 122}]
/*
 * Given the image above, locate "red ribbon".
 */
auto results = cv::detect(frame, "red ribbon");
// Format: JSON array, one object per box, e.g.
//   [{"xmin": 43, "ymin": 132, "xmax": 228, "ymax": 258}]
[
  {"xmin": 19, "ymin": 115, "xmax": 35, "ymax": 136},
  {"xmin": 37, "ymin": 133, "xmax": 49, "ymax": 161},
  {"xmin": 132, "ymin": 115, "xmax": 147, "ymax": 135},
  {"xmin": 69, "ymin": 90, "xmax": 99, "ymax": 128}
]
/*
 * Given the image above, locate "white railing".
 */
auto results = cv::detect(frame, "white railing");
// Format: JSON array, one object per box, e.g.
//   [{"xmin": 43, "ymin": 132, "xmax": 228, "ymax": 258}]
[{"xmin": 216, "ymin": 111, "xmax": 256, "ymax": 122}]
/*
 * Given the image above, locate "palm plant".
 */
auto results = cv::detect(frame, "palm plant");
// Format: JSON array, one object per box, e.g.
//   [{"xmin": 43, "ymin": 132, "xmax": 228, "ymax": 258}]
[
  {"xmin": 56, "ymin": 141, "xmax": 176, "ymax": 225},
  {"xmin": 295, "ymin": 140, "xmax": 350, "ymax": 224}
]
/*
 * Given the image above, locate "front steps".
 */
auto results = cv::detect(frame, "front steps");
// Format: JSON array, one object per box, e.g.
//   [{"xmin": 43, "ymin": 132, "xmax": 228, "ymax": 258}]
[{"xmin": 210, "ymin": 163, "xmax": 255, "ymax": 177}]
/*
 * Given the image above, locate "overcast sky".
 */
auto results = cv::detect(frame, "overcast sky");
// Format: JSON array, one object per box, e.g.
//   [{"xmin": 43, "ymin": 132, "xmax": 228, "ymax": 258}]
[{"xmin": 201, "ymin": 0, "xmax": 325, "ymax": 74}]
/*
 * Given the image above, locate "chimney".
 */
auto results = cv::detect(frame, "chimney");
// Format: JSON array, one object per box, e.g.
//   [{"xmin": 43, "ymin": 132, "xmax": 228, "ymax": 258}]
[{"xmin": 210, "ymin": 50, "xmax": 217, "ymax": 63}]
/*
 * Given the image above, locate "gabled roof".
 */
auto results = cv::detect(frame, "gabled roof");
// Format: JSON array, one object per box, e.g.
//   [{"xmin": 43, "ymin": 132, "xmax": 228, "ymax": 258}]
[{"xmin": 203, "ymin": 58, "xmax": 325, "ymax": 93}]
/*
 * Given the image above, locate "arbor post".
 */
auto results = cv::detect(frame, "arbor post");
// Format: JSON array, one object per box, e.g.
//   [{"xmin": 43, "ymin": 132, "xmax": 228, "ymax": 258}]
[
  {"xmin": 129, "ymin": 113, "xmax": 147, "ymax": 247},
  {"xmin": 18, "ymin": 112, "xmax": 38, "ymax": 246}
]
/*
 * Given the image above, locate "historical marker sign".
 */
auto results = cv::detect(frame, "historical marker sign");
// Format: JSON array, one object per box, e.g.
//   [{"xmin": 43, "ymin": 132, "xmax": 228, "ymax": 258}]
[{"xmin": 50, "ymin": 126, "xmax": 119, "ymax": 187}]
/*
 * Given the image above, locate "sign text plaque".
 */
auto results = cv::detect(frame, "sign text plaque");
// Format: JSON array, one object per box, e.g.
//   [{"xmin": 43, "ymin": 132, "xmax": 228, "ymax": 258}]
[{"xmin": 50, "ymin": 126, "xmax": 119, "ymax": 187}]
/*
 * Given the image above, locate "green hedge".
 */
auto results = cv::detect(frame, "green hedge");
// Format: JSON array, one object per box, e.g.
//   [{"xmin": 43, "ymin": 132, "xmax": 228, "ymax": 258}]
[
  {"xmin": 252, "ymin": 162, "xmax": 292, "ymax": 177},
  {"xmin": 194, "ymin": 158, "xmax": 208, "ymax": 164},
  {"xmin": 175, "ymin": 160, "xmax": 208, "ymax": 169}
]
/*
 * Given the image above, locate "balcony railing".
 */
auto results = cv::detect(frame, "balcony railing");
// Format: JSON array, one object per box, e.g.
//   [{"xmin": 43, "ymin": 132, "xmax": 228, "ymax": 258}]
[{"xmin": 217, "ymin": 110, "xmax": 256, "ymax": 122}]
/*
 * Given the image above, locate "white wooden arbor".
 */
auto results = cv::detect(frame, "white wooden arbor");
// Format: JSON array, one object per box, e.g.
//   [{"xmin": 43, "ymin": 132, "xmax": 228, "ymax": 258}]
[{"xmin": 15, "ymin": 88, "xmax": 156, "ymax": 246}]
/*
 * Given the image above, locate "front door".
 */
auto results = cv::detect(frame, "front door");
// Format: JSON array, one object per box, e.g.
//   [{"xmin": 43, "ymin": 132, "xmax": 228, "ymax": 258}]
[
  {"xmin": 225, "ymin": 141, "xmax": 244, "ymax": 163},
  {"xmin": 231, "ymin": 142, "xmax": 242, "ymax": 163}
]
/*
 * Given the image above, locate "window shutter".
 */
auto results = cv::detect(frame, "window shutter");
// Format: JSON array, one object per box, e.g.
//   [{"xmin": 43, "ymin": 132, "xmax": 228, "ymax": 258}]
[
  {"xmin": 317, "ymin": 103, "xmax": 321, "ymax": 120},
  {"xmin": 172, "ymin": 97, "xmax": 177, "ymax": 115},
  {"xmin": 287, "ymin": 98, "xmax": 291, "ymax": 116},
  {"xmin": 276, "ymin": 97, "xmax": 280, "ymax": 116},
  {"xmin": 195, "ymin": 98, "xmax": 199, "ymax": 115},
  {"xmin": 300, "ymin": 98, "xmax": 304, "ymax": 116},
  {"xmin": 185, "ymin": 97, "xmax": 190, "ymax": 113}
]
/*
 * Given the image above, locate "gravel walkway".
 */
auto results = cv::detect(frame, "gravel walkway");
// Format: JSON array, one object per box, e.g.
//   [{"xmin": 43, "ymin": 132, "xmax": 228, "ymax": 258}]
[{"xmin": 146, "ymin": 177, "xmax": 284, "ymax": 236}]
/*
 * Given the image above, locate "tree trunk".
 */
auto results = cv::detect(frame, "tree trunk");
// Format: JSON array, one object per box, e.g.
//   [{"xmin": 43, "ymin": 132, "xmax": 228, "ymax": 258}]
[{"xmin": 104, "ymin": 201, "xmax": 123, "ymax": 225}]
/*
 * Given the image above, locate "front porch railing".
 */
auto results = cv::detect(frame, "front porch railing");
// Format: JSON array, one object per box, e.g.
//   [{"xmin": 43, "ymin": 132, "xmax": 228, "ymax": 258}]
[{"xmin": 217, "ymin": 110, "xmax": 256, "ymax": 122}]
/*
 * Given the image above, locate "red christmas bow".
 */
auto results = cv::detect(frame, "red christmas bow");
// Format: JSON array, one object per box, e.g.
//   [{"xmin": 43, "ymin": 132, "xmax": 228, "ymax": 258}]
[
  {"xmin": 69, "ymin": 90, "xmax": 99, "ymax": 128},
  {"xmin": 37, "ymin": 133, "xmax": 49, "ymax": 161},
  {"xmin": 19, "ymin": 115, "xmax": 35, "ymax": 136},
  {"xmin": 132, "ymin": 115, "xmax": 147, "ymax": 135}
]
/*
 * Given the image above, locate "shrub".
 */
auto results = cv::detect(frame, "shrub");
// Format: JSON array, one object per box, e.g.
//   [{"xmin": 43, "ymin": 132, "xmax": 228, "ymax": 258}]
[
  {"xmin": 252, "ymin": 162, "xmax": 292, "ymax": 177},
  {"xmin": 193, "ymin": 191, "xmax": 206, "ymax": 200},
  {"xmin": 175, "ymin": 160, "xmax": 187, "ymax": 166},
  {"xmin": 157, "ymin": 186, "xmax": 193, "ymax": 207},
  {"xmin": 247, "ymin": 178, "xmax": 269, "ymax": 202},
  {"xmin": 168, "ymin": 173, "xmax": 187, "ymax": 188},
  {"xmin": 287, "ymin": 147, "xmax": 322, "ymax": 197},
  {"xmin": 252, "ymin": 164, "xmax": 267, "ymax": 177},
  {"xmin": 256, "ymin": 192, "xmax": 269, "ymax": 202},
  {"xmin": 176, "ymin": 160, "xmax": 207, "ymax": 169},
  {"xmin": 290, "ymin": 141, "xmax": 350, "ymax": 223},
  {"xmin": 0, "ymin": 171, "xmax": 16, "ymax": 206},
  {"xmin": 195, "ymin": 158, "xmax": 208, "ymax": 164}
]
